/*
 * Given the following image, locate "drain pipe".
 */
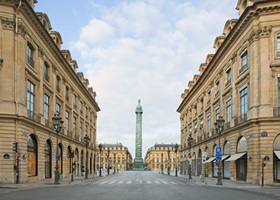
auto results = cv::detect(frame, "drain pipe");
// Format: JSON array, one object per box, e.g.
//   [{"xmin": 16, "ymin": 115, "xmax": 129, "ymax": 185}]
[
  {"xmin": 15, "ymin": 0, "xmax": 22, "ymax": 33},
  {"xmin": 14, "ymin": 0, "xmax": 22, "ymax": 184}
]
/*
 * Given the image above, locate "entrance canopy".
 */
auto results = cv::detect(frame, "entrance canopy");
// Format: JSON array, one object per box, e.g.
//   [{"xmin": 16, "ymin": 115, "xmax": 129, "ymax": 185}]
[
  {"xmin": 205, "ymin": 157, "xmax": 216, "ymax": 163},
  {"xmin": 225, "ymin": 152, "xmax": 246, "ymax": 161},
  {"xmin": 274, "ymin": 151, "xmax": 280, "ymax": 159}
]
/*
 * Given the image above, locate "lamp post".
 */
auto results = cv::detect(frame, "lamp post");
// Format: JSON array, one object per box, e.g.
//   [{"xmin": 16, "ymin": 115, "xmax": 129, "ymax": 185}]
[
  {"xmin": 98, "ymin": 144, "xmax": 102, "ymax": 177},
  {"xmin": 161, "ymin": 153, "xmax": 163, "ymax": 174},
  {"xmin": 167, "ymin": 148, "xmax": 170, "ymax": 175},
  {"xmin": 214, "ymin": 116, "xmax": 225, "ymax": 185},
  {"xmin": 187, "ymin": 134, "xmax": 193, "ymax": 180},
  {"xmin": 52, "ymin": 114, "xmax": 64, "ymax": 185},
  {"xmin": 174, "ymin": 143, "xmax": 178, "ymax": 177},
  {"xmin": 114, "ymin": 153, "xmax": 116, "ymax": 174},
  {"xmin": 107, "ymin": 148, "xmax": 110, "ymax": 175},
  {"xmin": 84, "ymin": 134, "xmax": 90, "ymax": 179}
]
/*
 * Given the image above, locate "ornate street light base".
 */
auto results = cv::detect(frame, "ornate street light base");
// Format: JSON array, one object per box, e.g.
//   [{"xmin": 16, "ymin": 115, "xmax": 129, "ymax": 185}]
[
  {"xmin": 216, "ymin": 165, "xmax": 223, "ymax": 185},
  {"xmin": 54, "ymin": 168, "xmax": 60, "ymax": 184}
]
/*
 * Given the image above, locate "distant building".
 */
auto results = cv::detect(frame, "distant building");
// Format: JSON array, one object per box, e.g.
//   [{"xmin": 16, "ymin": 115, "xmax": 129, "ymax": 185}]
[
  {"xmin": 144, "ymin": 144, "xmax": 179, "ymax": 172},
  {"xmin": 177, "ymin": 0, "xmax": 280, "ymax": 185},
  {"xmin": 97, "ymin": 143, "xmax": 133, "ymax": 171},
  {"xmin": 0, "ymin": 0, "xmax": 100, "ymax": 183}
]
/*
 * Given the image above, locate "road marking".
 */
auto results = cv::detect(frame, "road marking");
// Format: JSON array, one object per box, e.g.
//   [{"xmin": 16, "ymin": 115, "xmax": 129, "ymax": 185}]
[
  {"xmin": 170, "ymin": 182, "xmax": 178, "ymax": 185},
  {"xmin": 146, "ymin": 181, "xmax": 152, "ymax": 184},
  {"xmin": 99, "ymin": 181, "xmax": 108, "ymax": 185},
  {"xmin": 162, "ymin": 181, "xmax": 169, "ymax": 184},
  {"xmin": 154, "ymin": 181, "xmax": 160, "ymax": 184},
  {"xmin": 177, "ymin": 182, "xmax": 186, "ymax": 185},
  {"xmin": 117, "ymin": 181, "xmax": 123, "ymax": 184},
  {"xmin": 108, "ymin": 181, "xmax": 116, "ymax": 184},
  {"xmin": 126, "ymin": 181, "xmax": 132, "ymax": 184}
]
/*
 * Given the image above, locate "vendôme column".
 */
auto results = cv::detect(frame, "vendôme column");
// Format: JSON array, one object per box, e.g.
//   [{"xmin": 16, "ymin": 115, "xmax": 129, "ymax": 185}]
[{"xmin": 133, "ymin": 99, "xmax": 144, "ymax": 170}]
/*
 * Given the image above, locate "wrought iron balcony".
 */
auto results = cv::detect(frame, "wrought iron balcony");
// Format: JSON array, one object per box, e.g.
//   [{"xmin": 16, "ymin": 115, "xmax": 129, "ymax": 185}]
[{"xmin": 234, "ymin": 114, "xmax": 247, "ymax": 125}]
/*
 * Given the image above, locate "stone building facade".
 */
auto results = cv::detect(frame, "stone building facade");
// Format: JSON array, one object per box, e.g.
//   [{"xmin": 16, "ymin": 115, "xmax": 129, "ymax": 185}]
[
  {"xmin": 144, "ymin": 144, "xmax": 179, "ymax": 172},
  {"xmin": 97, "ymin": 143, "xmax": 133, "ymax": 172},
  {"xmin": 0, "ymin": 0, "xmax": 100, "ymax": 183},
  {"xmin": 177, "ymin": 0, "xmax": 280, "ymax": 185}
]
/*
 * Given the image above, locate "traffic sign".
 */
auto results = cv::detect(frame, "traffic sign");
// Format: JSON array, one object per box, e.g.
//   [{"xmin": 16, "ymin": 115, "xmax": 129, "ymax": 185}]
[
  {"xmin": 216, "ymin": 146, "xmax": 222, "ymax": 154},
  {"xmin": 216, "ymin": 146, "xmax": 222, "ymax": 162}
]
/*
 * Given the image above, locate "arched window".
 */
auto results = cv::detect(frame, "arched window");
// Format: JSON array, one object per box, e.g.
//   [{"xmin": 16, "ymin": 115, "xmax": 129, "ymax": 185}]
[
  {"xmin": 27, "ymin": 134, "xmax": 37, "ymax": 176},
  {"xmin": 237, "ymin": 136, "xmax": 247, "ymax": 152},
  {"xmin": 224, "ymin": 141, "xmax": 231, "ymax": 155},
  {"xmin": 45, "ymin": 140, "xmax": 52, "ymax": 178}
]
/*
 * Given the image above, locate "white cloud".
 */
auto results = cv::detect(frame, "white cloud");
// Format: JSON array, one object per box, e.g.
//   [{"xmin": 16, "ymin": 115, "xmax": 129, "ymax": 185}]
[{"xmin": 70, "ymin": 0, "xmax": 238, "ymax": 158}]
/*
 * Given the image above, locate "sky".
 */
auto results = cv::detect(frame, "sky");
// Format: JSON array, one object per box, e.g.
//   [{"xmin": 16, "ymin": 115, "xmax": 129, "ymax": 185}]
[{"xmin": 35, "ymin": 0, "xmax": 239, "ymax": 159}]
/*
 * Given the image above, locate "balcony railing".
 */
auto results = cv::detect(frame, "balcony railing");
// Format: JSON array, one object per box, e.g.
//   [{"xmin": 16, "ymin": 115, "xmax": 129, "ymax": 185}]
[
  {"xmin": 273, "ymin": 107, "xmax": 280, "ymax": 117},
  {"xmin": 44, "ymin": 73, "xmax": 49, "ymax": 82},
  {"xmin": 45, "ymin": 119, "xmax": 53, "ymax": 129},
  {"xmin": 27, "ymin": 56, "xmax": 34, "ymax": 68},
  {"xmin": 239, "ymin": 65, "xmax": 248, "ymax": 74},
  {"xmin": 27, "ymin": 110, "xmax": 41, "ymax": 123},
  {"xmin": 234, "ymin": 114, "xmax": 247, "ymax": 125}
]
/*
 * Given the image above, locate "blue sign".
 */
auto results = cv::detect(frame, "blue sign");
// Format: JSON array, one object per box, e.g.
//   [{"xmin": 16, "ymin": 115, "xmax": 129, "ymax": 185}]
[
  {"xmin": 216, "ymin": 146, "xmax": 222, "ymax": 154},
  {"xmin": 216, "ymin": 146, "xmax": 222, "ymax": 162}
]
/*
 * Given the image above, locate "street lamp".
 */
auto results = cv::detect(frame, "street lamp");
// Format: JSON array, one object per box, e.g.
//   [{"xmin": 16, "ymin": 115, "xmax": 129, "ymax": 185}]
[
  {"xmin": 167, "ymin": 148, "xmax": 170, "ymax": 175},
  {"xmin": 107, "ymin": 148, "xmax": 110, "ymax": 175},
  {"xmin": 174, "ymin": 143, "xmax": 178, "ymax": 177},
  {"xmin": 187, "ymin": 134, "xmax": 193, "ymax": 180},
  {"xmin": 98, "ymin": 144, "xmax": 102, "ymax": 177},
  {"xmin": 114, "ymin": 153, "xmax": 116, "ymax": 174},
  {"xmin": 52, "ymin": 114, "xmax": 64, "ymax": 185},
  {"xmin": 214, "ymin": 116, "xmax": 225, "ymax": 185},
  {"xmin": 84, "ymin": 134, "xmax": 90, "ymax": 179},
  {"xmin": 161, "ymin": 153, "xmax": 163, "ymax": 174}
]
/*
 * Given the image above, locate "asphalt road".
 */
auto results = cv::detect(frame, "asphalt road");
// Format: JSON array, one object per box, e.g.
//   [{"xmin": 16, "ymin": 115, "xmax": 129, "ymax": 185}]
[{"xmin": 0, "ymin": 171, "xmax": 279, "ymax": 200}]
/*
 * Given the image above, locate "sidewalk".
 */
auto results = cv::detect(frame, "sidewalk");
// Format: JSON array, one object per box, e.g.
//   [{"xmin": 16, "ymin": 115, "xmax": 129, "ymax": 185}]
[
  {"xmin": 164, "ymin": 170, "xmax": 279, "ymax": 189},
  {"xmin": 0, "ymin": 173, "xmax": 103, "ymax": 190}
]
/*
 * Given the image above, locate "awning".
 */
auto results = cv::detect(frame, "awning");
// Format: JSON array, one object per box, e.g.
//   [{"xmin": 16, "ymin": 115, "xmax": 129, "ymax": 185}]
[
  {"xmin": 274, "ymin": 151, "xmax": 280, "ymax": 159},
  {"xmin": 213, "ymin": 155, "xmax": 230, "ymax": 162},
  {"xmin": 225, "ymin": 152, "xmax": 246, "ymax": 161},
  {"xmin": 205, "ymin": 157, "xmax": 216, "ymax": 163}
]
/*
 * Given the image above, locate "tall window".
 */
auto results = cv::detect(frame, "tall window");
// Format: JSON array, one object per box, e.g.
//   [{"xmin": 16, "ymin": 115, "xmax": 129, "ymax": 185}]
[
  {"xmin": 240, "ymin": 86, "xmax": 248, "ymax": 121},
  {"xmin": 226, "ymin": 67, "xmax": 232, "ymax": 85},
  {"xmin": 44, "ymin": 62, "xmax": 49, "ymax": 82},
  {"xmin": 56, "ymin": 103, "xmax": 61, "ymax": 115},
  {"xmin": 207, "ymin": 114, "xmax": 211, "ymax": 133},
  {"xmin": 215, "ymin": 107, "xmax": 220, "ymax": 120},
  {"xmin": 27, "ymin": 80, "xmax": 35, "ymax": 118},
  {"xmin": 277, "ymin": 35, "xmax": 280, "ymax": 57},
  {"xmin": 66, "ymin": 86, "xmax": 69, "ymax": 101},
  {"xmin": 226, "ymin": 98, "xmax": 232, "ymax": 127},
  {"xmin": 73, "ymin": 117, "xmax": 77, "ymax": 135},
  {"xmin": 43, "ymin": 94, "xmax": 49, "ymax": 120},
  {"xmin": 73, "ymin": 95, "xmax": 77, "ymax": 108},
  {"xmin": 215, "ymin": 80, "xmax": 220, "ymax": 96},
  {"xmin": 200, "ymin": 118, "xmax": 204, "ymax": 131},
  {"xmin": 27, "ymin": 43, "xmax": 34, "ymax": 67},
  {"xmin": 27, "ymin": 134, "xmax": 37, "ymax": 176},
  {"xmin": 56, "ymin": 76, "xmax": 60, "ymax": 93},
  {"xmin": 240, "ymin": 50, "xmax": 248, "ymax": 72},
  {"xmin": 80, "ymin": 121, "xmax": 83, "ymax": 140},
  {"xmin": 278, "ymin": 74, "xmax": 280, "ymax": 108},
  {"xmin": 65, "ymin": 111, "xmax": 69, "ymax": 132},
  {"xmin": 80, "ymin": 101, "xmax": 83, "ymax": 114}
]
